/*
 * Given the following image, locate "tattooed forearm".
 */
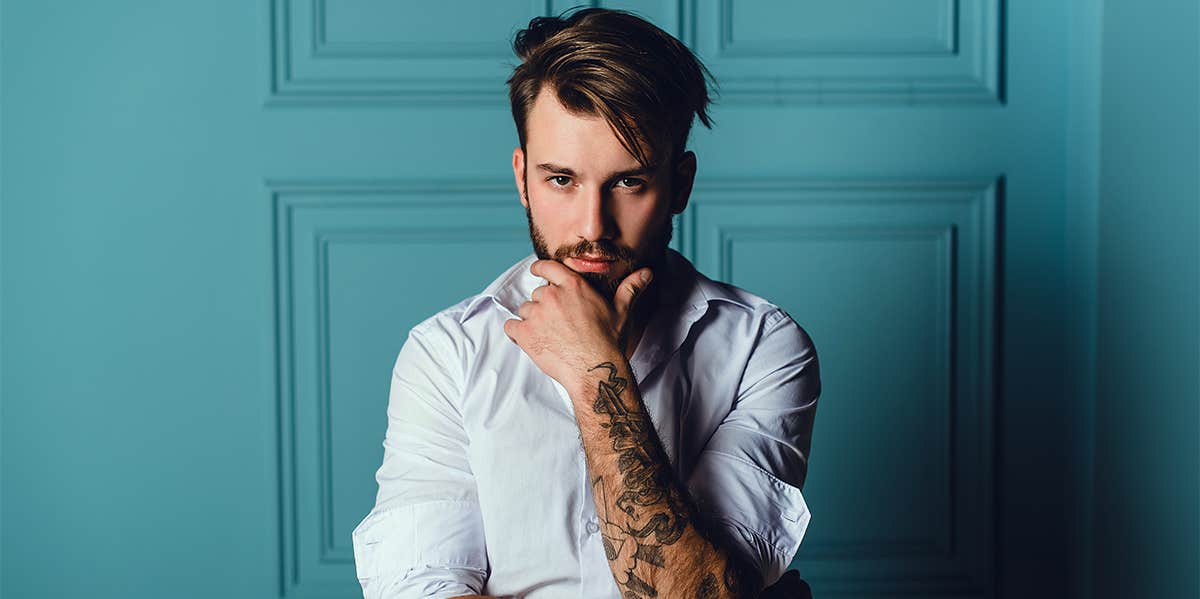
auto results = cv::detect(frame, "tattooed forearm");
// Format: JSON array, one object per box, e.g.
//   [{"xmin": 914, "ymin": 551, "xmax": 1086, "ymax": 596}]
[
  {"xmin": 589, "ymin": 362, "xmax": 690, "ymax": 544},
  {"xmin": 576, "ymin": 360, "xmax": 758, "ymax": 599}
]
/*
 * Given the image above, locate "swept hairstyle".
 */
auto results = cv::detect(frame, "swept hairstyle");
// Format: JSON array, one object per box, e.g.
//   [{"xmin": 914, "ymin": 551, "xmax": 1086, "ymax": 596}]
[{"xmin": 506, "ymin": 7, "xmax": 719, "ymax": 177}]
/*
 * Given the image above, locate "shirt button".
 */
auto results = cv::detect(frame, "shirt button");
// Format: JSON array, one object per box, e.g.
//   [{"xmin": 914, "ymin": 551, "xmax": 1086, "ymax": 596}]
[{"xmin": 585, "ymin": 519, "xmax": 599, "ymax": 534}]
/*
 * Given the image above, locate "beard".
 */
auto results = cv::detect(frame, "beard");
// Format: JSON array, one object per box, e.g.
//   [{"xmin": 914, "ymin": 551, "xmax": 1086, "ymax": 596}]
[{"xmin": 522, "ymin": 181, "xmax": 673, "ymax": 304}]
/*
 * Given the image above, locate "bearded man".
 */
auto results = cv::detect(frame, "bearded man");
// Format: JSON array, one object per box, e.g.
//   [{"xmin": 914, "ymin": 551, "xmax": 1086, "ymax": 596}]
[{"xmin": 352, "ymin": 8, "xmax": 821, "ymax": 599}]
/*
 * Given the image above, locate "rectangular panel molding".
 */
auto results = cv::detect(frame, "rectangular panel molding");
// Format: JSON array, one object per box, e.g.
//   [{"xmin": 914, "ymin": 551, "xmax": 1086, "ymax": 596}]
[
  {"xmin": 686, "ymin": 0, "xmax": 1003, "ymax": 104},
  {"xmin": 267, "ymin": 0, "xmax": 555, "ymax": 105},
  {"xmin": 268, "ymin": 0, "xmax": 1002, "ymax": 106}
]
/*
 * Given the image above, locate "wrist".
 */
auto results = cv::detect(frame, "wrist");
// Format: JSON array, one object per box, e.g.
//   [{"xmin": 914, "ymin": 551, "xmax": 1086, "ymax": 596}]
[{"xmin": 569, "ymin": 348, "xmax": 631, "ymax": 401}]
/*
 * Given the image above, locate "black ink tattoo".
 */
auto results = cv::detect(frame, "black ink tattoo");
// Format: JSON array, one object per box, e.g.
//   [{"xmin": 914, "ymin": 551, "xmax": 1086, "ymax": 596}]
[
  {"xmin": 633, "ymin": 543, "xmax": 665, "ymax": 568},
  {"xmin": 588, "ymin": 361, "xmax": 699, "ymax": 598},
  {"xmin": 697, "ymin": 573, "xmax": 719, "ymax": 598},
  {"xmin": 587, "ymin": 362, "xmax": 758, "ymax": 597}
]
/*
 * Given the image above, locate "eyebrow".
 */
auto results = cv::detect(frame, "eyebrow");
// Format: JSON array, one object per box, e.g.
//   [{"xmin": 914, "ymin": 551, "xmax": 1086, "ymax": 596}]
[{"xmin": 536, "ymin": 162, "xmax": 657, "ymax": 179}]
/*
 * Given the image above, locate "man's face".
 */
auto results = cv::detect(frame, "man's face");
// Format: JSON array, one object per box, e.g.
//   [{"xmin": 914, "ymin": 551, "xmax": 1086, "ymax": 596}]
[{"xmin": 511, "ymin": 85, "xmax": 695, "ymax": 302}]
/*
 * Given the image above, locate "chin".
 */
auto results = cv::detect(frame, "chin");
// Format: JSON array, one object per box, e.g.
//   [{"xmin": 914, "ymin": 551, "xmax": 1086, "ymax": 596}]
[{"xmin": 577, "ymin": 270, "xmax": 621, "ymax": 301}]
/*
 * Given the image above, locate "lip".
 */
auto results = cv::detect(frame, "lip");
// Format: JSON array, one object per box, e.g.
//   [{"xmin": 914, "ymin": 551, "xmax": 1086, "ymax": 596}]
[{"xmin": 569, "ymin": 255, "xmax": 616, "ymax": 273}]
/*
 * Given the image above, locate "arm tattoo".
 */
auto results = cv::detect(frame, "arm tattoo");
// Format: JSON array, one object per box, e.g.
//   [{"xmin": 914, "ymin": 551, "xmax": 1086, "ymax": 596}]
[
  {"xmin": 588, "ymin": 362, "xmax": 691, "ymax": 542},
  {"xmin": 697, "ymin": 573, "xmax": 720, "ymax": 598},
  {"xmin": 586, "ymin": 361, "xmax": 755, "ymax": 598}
]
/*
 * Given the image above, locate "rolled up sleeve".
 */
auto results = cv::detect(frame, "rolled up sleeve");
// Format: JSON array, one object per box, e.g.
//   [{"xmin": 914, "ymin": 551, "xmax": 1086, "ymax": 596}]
[
  {"xmin": 686, "ymin": 308, "xmax": 821, "ymax": 588},
  {"xmin": 351, "ymin": 318, "xmax": 488, "ymax": 598}
]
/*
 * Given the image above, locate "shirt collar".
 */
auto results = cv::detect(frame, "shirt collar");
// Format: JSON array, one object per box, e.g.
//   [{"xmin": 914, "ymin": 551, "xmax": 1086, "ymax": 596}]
[
  {"xmin": 460, "ymin": 248, "xmax": 758, "ymax": 384},
  {"xmin": 460, "ymin": 247, "xmax": 751, "ymax": 325}
]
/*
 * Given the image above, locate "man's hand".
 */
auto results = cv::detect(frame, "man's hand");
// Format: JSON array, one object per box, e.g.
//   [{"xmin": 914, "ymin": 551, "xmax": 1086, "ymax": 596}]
[{"xmin": 503, "ymin": 259, "xmax": 652, "ymax": 388}]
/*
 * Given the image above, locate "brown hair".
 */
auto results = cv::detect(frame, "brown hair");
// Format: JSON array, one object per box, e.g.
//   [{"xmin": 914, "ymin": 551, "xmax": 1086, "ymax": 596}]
[{"xmin": 506, "ymin": 7, "xmax": 718, "ymax": 174}]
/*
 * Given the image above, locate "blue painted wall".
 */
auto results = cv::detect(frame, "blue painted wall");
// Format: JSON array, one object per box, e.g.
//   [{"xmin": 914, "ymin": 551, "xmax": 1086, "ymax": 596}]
[
  {"xmin": 1090, "ymin": 1, "xmax": 1199, "ymax": 597},
  {"xmin": 1, "ymin": 1, "xmax": 1195, "ymax": 598}
]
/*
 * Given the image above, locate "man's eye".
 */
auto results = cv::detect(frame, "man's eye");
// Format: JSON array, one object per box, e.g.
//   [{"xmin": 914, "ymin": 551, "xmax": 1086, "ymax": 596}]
[
  {"xmin": 548, "ymin": 176, "xmax": 571, "ymax": 187},
  {"xmin": 616, "ymin": 178, "xmax": 645, "ymax": 189}
]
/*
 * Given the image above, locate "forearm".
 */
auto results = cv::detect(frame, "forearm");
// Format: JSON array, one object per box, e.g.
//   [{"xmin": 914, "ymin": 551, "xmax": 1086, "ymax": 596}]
[{"xmin": 568, "ymin": 353, "xmax": 759, "ymax": 598}]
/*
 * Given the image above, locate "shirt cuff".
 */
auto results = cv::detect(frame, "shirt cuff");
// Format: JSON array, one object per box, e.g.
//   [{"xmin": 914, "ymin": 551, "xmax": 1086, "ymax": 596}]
[
  {"xmin": 689, "ymin": 450, "xmax": 812, "ymax": 586},
  {"xmin": 352, "ymin": 499, "xmax": 488, "ymax": 598}
]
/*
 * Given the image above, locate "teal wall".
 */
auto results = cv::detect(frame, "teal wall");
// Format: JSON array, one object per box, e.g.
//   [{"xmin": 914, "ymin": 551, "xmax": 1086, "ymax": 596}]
[
  {"xmin": 1090, "ymin": 1, "xmax": 1199, "ymax": 597},
  {"xmin": 1064, "ymin": 0, "xmax": 1102, "ymax": 596},
  {"xmin": 1, "ymin": 1, "xmax": 1196, "ymax": 598}
]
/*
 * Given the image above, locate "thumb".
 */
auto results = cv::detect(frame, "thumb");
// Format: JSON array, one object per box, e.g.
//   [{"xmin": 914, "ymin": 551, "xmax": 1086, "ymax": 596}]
[{"xmin": 614, "ymin": 267, "xmax": 653, "ymax": 324}]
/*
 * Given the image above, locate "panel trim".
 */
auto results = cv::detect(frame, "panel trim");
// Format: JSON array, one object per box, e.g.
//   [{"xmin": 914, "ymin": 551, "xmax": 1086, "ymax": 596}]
[
  {"xmin": 267, "ymin": 0, "xmax": 1001, "ymax": 105},
  {"xmin": 267, "ymin": 0, "xmax": 554, "ymax": 105},
  {"xmin": 716, "ymin": 0, "xmax": 958, "ymax": 57},
  {"xmin": 312, "ymin": 0, "xmax": 553, "ymax": 59},
  {"xmin": 683, "ymin": 0, "xmax": 1003, "ymax": 104}
]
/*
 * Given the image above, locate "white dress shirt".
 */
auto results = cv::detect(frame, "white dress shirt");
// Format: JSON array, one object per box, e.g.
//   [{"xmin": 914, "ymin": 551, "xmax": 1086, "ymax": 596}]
[{"xmin": 352, "ymin": 248, "xmax": 821, "ymax": 598}]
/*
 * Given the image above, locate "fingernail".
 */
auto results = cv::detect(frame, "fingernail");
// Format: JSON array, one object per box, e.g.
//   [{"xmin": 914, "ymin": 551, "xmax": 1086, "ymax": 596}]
[{"xmin": 641, "ymin": 270, "xmax": 653, "ymax": 284}]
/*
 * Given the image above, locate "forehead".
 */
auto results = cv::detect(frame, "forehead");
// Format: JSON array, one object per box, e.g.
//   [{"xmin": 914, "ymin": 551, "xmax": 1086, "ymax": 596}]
[{"xmin": 525, "ymin": 85, "xmax": 649, "ymax": 169}]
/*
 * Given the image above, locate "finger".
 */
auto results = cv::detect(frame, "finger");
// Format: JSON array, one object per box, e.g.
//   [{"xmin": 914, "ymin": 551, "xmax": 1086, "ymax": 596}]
[
  {"xmin": 530, "ymin": 282, "xmax": 551, "ymax": 302},
  {"xmin": 529, "ymin": 259, "xmax": 579, "ymax": 287},
  {"xmin": 517, "ymin": 299, "xmax": 537, "ymax": 320},
  {"xmin": 503, "ymin": 317, "xmax": 521, "ymax": 344},
  {"xmin": 614, "ymin": 267, "xmax": 653, "ymax": 323}
]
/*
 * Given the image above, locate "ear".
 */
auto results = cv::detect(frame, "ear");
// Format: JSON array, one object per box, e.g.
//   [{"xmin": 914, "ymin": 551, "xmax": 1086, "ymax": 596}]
[
  {"xmin": 512, "ymin": 147, "xmax": 528, "ymax": 210},
  {"xmin": 670, "ymin": 150, "xmax": 697, "ymax": 216}
]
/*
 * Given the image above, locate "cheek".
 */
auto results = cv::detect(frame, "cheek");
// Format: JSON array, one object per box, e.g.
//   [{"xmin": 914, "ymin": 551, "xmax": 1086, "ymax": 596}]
[
  {"xmin": 530, "ymin": 203, "xmax": 570, "ymax": 241},
  {"xmin": 619, "ymin": 203, "xmax": 668, "ymax": 242}
]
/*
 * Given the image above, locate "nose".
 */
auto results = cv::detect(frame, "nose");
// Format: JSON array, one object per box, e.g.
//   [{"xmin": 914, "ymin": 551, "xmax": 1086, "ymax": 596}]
[{"xmin": 577, "ymin": 186, "xmax": 615, "ymax": 243}]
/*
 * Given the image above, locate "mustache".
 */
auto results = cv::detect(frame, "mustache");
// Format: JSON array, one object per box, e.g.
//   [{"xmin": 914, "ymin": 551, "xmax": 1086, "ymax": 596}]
[{"xmin": 553, "ymin": 239, "xmax": 636, "ymax": 263}]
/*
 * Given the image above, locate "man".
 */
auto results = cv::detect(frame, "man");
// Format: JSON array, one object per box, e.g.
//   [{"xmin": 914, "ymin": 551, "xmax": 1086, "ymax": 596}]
[{"xmin": 352, "ymin": 8, "xmax": 820, "ymax": 598}]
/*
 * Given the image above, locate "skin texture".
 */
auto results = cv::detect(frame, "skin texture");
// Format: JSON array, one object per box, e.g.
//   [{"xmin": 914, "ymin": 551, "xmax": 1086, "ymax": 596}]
[{"xmin": 468, "ymin": 85, "xmax": 762, "ymax": 598}]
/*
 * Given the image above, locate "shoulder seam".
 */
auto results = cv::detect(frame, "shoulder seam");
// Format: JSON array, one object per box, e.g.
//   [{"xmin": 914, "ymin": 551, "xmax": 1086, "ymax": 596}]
[{"xmin": 763, "ymin": 306, "xmax": 790, "ymax": 328}]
